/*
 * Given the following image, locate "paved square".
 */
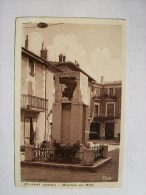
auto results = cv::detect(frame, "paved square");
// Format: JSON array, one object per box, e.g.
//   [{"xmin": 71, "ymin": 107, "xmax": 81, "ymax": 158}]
[{"xmin": 21, "ymin": 149, "xmax": 119, "ymax": 182}]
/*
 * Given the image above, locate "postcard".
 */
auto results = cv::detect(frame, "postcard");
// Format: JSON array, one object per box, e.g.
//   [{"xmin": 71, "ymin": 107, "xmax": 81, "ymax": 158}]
[{"xmin": 15, "ymin": 17, "xmax": 126, "ymax": 188}]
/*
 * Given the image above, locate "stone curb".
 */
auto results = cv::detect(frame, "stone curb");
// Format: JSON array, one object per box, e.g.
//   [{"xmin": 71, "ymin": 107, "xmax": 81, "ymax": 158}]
[{"xmin": 21, "ymin": 158, "xmax": 111, "ymax": 171}]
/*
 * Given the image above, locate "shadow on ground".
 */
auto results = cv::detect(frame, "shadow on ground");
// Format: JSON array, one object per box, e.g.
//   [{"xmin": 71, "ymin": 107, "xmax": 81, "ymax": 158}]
[{"xmin": 21, "ymin": 149, "xmax": 119, "ymax": 182}]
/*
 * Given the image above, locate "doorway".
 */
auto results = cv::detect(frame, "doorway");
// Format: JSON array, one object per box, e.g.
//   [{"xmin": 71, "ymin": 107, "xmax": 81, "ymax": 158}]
[
  {"xmin": 24, "ymin": 117, "xmax": 37, "ymax": 145},
  {"xmin": 89, "ymin": 123, "xmax": 100, "ymax": 140},
  {"xmin": 105, "ymin": 122, "xmax": 114, "ymax": 140}
]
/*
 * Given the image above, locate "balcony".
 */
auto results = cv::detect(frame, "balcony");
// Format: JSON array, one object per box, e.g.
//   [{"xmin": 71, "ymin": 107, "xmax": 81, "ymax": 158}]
[
  {"xmin": 21, "ymin": 95, "xmax": 48, "ymax": 111},
  {"xmin": 95, "ymin": 116, "xmax": 114, "ymax": 122},
  {"xmin": 93, "ymin": 115, "xmax": 121, "ymax": 122},
  {"xmin": 93, "ymin": 94, "xmax": 119, "ymax": 101}
]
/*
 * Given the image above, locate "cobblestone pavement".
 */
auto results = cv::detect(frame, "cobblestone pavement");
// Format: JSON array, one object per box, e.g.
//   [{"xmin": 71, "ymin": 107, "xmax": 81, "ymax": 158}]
[{"xmin": 21, "ymin": 149, "xmax": 119, "ymax": 183}]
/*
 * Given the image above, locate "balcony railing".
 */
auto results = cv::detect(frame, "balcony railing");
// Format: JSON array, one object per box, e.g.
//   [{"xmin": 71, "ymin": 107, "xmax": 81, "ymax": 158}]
[
  {"xmin": 21, "ymin": 95, "xmax": 48, "ymax": 111},
  {"xmin": 93, "ymin": 94, "xmax": 119, "ymax": 100},
  {"xmin": 93, "ymin": 115, "xmax": 121, "ymax": 122}
]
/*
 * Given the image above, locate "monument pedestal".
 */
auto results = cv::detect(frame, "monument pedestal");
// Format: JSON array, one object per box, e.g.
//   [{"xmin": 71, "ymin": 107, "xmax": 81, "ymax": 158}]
[
  {"xmin": 52, "ymin": 103, "xmax": 62, "ymax": 142},
  {"xmin": 52, "ymin": 71, "xmax": 91, "ymax": 145},
  {"xmin": 52, "ymin": 103, "xmax": 89, "ymax": 144}
]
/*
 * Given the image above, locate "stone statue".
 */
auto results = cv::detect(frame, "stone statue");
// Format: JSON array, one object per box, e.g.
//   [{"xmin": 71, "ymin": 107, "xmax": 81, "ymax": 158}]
[{"xmin": 59, "ymin": 77, "xmax": 77, "ymax": 100}]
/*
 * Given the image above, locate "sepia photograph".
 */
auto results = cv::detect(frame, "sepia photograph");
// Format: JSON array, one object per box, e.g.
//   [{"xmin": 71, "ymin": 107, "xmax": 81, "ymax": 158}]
[{"xmin": 15, "ymin": 17, "xmax": 126, "ymax": 188}]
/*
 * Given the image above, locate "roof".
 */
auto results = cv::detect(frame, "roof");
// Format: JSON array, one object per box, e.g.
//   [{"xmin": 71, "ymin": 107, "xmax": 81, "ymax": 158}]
[
  {"xmin": 22, "ymin": 47, "xmax": 62, "ymax": 73},
  {"xmin": 104, "ymin": 81, "xmax": 122, "ymax": 85},
  {"xmin": 53, "ymin": 61, "xmax": 96, "ymax": 82},
  {"xmin": 22, "ymin": 48, "xmax": 95, "ymax": 81},
  {"xmin": 22, "ymin": 47, "xmax": 120, "ymax": 85},
  {"xmin": 93, "ymin": 80, "xmax": 122, "ymax": 87}
]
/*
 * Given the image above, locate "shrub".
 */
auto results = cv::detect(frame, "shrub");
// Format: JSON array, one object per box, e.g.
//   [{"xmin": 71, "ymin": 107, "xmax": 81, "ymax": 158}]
[
  {"xmin": 41, "ymin": 140, "xmax": 50, "ymax": 148},
  {"xmin": 52, "ymin": 139, "xmax": 80, "ymax": 162}
]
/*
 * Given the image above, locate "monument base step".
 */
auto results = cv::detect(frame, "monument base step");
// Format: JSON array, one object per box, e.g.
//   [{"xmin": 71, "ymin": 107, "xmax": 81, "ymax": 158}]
[{"xmin": 21, "ymin": 157, "xmax": 111, "ymax": 171}]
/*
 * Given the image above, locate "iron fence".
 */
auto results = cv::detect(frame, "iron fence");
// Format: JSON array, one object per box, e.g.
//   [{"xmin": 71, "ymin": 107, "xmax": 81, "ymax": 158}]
[
  {"xmin": 33, "ymin": 147, "xmax": 55, "ymax": 161},
  {"xmin": 33, "ymin": 145, "xmax": 84, "ymax": 164},
  {"xmin": 32, "ymin": 144, "xmax": 103, "ymax": 164},
  {"xmin": 89, "ymin": 145, "xmax": 104, "ymax": 161}
]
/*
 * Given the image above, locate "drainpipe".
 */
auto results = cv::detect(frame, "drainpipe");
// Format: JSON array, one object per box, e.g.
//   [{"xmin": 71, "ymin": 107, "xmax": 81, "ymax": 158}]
[{"xmin": 44, "ymin": 64, "xmax": 47, "ymax": 141}]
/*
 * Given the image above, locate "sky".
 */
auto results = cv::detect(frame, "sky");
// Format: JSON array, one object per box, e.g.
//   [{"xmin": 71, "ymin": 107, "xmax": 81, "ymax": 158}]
[{"xmin": 22, "ymin": 22, "xmax": 124, "ymax": 82}]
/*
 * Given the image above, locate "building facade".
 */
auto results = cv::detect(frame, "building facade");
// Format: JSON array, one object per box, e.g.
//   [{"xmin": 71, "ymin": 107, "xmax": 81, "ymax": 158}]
[
  {"xmin": 52, "ymin": 56, "xmax": 95, "ymax": 144},
  {"xmin": 21, "ymin": 44, "xmax": 62, "ymax": 147},
  {"xmin": 21, "ymin": 37, "xmax": 122, "ymax": 147},
  {"xmin": 89, "ymin": 77, "xmax": 122, "ymax": 141}
]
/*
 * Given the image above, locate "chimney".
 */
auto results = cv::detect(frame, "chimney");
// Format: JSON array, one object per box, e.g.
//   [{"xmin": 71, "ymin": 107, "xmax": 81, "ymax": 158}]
[
  {"xmin": 76, "ymin": 63, "xmax": 79, "ymax": 67},
  {"xmin": 59, "ymin": 53, "xmax": 63, "ymax": 62},
  {"xmin": 63, "ymin": 55, "xmax": 66, "ymax": 62},
  {"xmin": 75, "ymin": 60, "xmax": 79, "ymax": 67},
  {"xmin": 40, "ymin": 42, "xmax": 48, "ymax": 60},
  {"xmin": 25, "ymin": 35, "xmax": 28, "ymax": 49},
  {"xmin": 101, "ymin": 76, "xmax": 104, "ymax": 83}
]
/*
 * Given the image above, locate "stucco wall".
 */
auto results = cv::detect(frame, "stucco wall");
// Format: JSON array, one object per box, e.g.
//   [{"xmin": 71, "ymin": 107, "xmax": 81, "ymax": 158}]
[
  {"xmin": 114, "ymin": 119, "xmax": 121, "ymax": 137},
  {"xmin": 21, "ymin": 56, "xmax": 28, "ymax": 94},
  {"xmin": 46, "ymin": 70, "xmax": 55, "ymax": 112},
  {"xmin": 35, "ymin": 62, "xmax": 45, "ymax": 98},
  {"xmin": 36, "ymin": 112, "xmax": 45, "ymax": 144},
  {"xmin": 46, "ymin": 70, "xmax": 55, "ymax": 140}
]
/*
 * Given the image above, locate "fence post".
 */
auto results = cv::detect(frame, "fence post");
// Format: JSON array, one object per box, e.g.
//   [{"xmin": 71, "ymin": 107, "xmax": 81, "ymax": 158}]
[
  {"xmin": 83, "ymin": 149, "xmax": 95, "ymax": 166},
  {"xmin": 102, "ymin": 145, "xmax": 108, "ymax": 159},
  {"xmin": 25, "ymin": 145, "xmax": 34, "ymax": 161},
  {"xmin": 48, "ymin": 142, "xmax": 54, "ymax": 150},
  {"xmin": 77, "ymin": 144, "xmax": 85, "ymax": 163},
  {"xmin": 79, "ymin": 144, "xmax": 84, "ymax": 152}
]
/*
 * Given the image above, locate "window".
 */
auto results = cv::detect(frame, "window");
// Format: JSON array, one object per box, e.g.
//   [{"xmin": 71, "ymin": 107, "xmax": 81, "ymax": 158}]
[
  {"xmin": 115, "ymin": 87, "xmax": 121, "ymax": 97},
  {"xmin": 28, "ymin": 81, "xmax": 34, "ymax": 95},
  {"xmin": 95, "ymin": 88, "xmax": 100, "ymax": 96},
  {"xmin": 106, "ymin": 103, "xmax": 115, "ymax": 117},
  {"xmin": 94, "ymin": 105, "xmax": 99, "ymax": 114},
  {"xmin": 102, "ymin": 88, "xmax": 107, "ymax": 95},
  {"xmin": 91, "ymin": 86, "xmax": 94, "ymax": 92},
  {"xmin": 29, "ymin": 58, "xmax": 35, "ymax": 77},
  {"xmin": 94, "ymin": 104, "xmax": 99, "ymax": 117},
  {"xmin": 109, "ymin": 88, "xmax": 113, "ymax": 96}
]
